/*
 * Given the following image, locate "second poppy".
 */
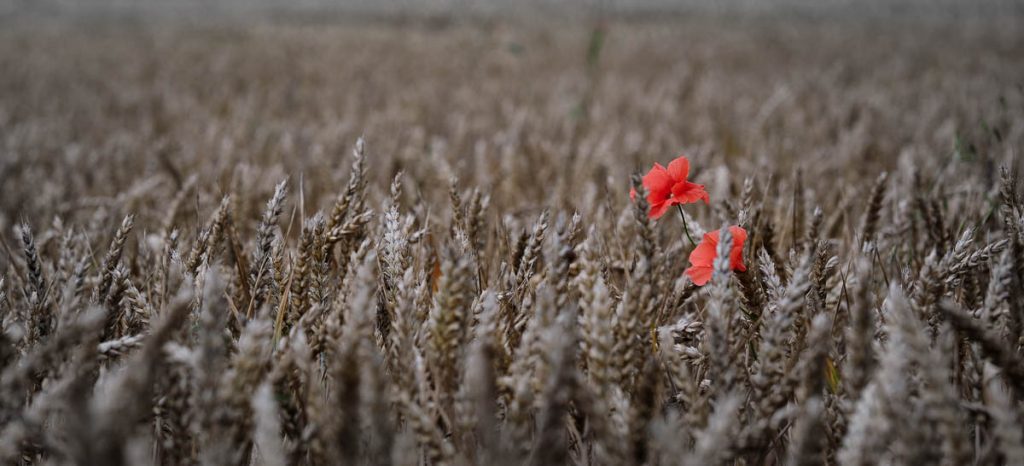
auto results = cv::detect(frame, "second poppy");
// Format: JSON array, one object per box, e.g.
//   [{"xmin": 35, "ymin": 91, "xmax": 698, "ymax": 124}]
[{"xmin": 685, "ymin": 225, "xmax": 747, "ymax": 286}]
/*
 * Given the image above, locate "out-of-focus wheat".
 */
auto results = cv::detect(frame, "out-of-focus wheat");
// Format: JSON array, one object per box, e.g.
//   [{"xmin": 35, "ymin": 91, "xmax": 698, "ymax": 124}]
[{"xmin": 0, "ymin": 13, "xmax": 1022, "ymax": 466}]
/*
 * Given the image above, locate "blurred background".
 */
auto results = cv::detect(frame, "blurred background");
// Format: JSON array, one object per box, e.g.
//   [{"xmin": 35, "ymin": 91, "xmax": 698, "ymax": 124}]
[
  {"xmin": 0, "ymin": 0, "xmax": 1022, "ymax": 230},
  {"xmin": 2, "ymin": 0, "xmax": 1023, "ymax": 21}
]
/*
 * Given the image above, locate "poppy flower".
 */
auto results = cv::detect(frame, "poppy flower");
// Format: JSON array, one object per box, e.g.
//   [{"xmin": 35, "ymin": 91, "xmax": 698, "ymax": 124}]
[
  {"xmin": 685, "ymin": 226, "xmax": 747, "ymax": 286},
  {"xmin": 630, "ymin": 156, "xmax": 710, "ymax": 220}
]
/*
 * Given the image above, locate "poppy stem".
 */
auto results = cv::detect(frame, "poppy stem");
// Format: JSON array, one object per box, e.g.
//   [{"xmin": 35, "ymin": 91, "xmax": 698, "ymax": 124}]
[{"xmin": 676, "ymin": 205, "xmax": 697, "ymax": 247}]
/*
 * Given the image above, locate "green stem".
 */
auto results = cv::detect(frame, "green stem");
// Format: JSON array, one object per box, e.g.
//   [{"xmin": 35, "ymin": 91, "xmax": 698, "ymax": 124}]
[{"xmin": 676, "ymin": 205, "xmax": 697, "ymax": 247}]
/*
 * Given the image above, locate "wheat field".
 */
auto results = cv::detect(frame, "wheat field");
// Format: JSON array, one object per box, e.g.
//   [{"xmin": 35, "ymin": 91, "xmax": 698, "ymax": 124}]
[{"xmin": 0, "ymin": 10, "xmax": 1023, "ymax": 466}]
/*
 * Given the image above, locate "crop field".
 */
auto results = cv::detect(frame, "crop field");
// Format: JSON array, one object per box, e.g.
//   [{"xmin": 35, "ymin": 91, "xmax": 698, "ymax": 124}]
[{"xmin": 0, "ymin": 9, "xmax": 1023, "ymax": 465}]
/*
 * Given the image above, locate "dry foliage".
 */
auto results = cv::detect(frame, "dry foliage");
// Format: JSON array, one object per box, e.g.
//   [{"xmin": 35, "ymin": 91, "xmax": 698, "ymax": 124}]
[{"xmin": 0, "ymin": 13, "xmax": 1023, "ymax": 466}]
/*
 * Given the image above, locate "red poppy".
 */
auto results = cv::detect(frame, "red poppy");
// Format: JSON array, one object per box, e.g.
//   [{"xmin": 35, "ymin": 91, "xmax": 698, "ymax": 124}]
[
  {"xmin": 685, "ymin": 226, "xmax": 747, "ymax": 286},
  {"xmin": 630, "ymin": 156, "xmax": 710, "ymax": 219}
]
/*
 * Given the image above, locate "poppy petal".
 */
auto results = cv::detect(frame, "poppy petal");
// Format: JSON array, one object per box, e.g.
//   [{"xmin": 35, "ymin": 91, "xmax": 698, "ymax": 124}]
[
  {"xmin": 642, "ymin": 163, "xmax": 673, "ymax": 197},
  {"xmin": 648, "ymin": 201, "xmax": 671, "ymax": 220},
  {"xmin": 728, "ymin": 226, "xmax": 748, "ymax": 271},
  {"xmin": 685, "ymin": 266, "xmax": 713, "ymax": 286},
  {"xmin": 729, "ymin": 226, "xmax": 748, "ymax": 246},
  {"xmin": 647, "ymin": 202, "xmax": 671, "ymax": 221},
  {"xmin": 688, "ymin": 234, "xmax": 718, "ymax": 268},
  {"xmin": 667, "ymin": 156, "xmax": 690, "ymax": 182},
  {"xmin": 672, "ymin": 182, "xmax": 711, "ymax": 205}
]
